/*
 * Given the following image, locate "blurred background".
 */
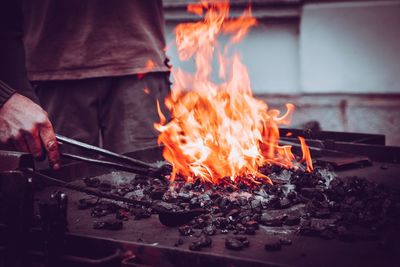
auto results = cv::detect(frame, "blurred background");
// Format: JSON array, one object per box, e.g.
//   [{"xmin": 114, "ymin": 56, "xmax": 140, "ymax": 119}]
[{"xmin": 163, "ymin": 0, "xmax": 400, "ymax": 146}]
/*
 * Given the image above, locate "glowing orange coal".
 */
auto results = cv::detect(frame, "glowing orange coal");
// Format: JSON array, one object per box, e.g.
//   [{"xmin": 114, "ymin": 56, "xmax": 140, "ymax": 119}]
[{"xmin": 155, "ymin": 0, "xmax": 313, "ymax": 184}]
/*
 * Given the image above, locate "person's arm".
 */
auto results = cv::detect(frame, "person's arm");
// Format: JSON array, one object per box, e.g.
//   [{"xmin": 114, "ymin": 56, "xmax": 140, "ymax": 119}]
[
  {"xmin": 0, "ymin": 0, "xmax": 60, "ymax": 169},
  {"xmin": 0, "ymin": 0, "xmax": 37, "ymax": 101}
]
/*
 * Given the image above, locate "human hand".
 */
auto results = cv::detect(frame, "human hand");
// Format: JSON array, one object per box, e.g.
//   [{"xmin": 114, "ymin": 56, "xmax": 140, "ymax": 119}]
[{"xmin": 0, "ymin": 93, "xmax": 60, "ymax": 169}]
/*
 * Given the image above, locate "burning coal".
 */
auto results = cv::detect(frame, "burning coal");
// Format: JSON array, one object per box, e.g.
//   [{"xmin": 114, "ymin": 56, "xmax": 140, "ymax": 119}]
[{"xmin": 155, "ymin": 0, "xmax": 313, "ymax": 184}]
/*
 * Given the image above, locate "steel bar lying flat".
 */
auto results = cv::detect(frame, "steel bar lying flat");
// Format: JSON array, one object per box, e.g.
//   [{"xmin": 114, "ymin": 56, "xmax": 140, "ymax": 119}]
[{"xmin": 31, "ymin": 171, "xmax": 152, "ymax": 207}]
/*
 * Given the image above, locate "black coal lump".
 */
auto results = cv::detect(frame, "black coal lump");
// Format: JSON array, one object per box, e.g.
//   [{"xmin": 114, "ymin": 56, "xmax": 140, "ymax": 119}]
[
  {"xmin": 179, "ymin": 225, "xmax": 194, "ymax": 236},
  {"xmin": 189, "ymin": 235, "xmax": 212, "ymax": 251},
  {"xmin": 83, "ymin": 177, "xmax": 100, "ymax": 188},
  {"xmin": 225, "ymin": 236, "xmax": 249, "ymax": 251}
]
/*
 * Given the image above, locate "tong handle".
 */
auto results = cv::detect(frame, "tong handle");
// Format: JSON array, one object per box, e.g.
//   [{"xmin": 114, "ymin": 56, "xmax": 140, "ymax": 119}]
[{"xmin": 55, "ymin": 134, "xmax": 155, "ymax": 170}]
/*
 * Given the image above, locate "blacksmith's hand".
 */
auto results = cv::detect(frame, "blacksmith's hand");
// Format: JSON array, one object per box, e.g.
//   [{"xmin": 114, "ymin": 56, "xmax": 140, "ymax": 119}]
[{"xmin": 0, "ymin": 93, "xmax": 60, "ymax": 169}]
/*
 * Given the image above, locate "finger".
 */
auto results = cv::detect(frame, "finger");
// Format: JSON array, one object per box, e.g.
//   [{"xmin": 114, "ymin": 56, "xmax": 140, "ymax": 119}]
[
  {"xmin": 12, "ymin": 137, "xmax": 29, "ymax": 153},
  {"xmin": 23, "ymin": 126, "xmax": 43, "ymax": 158},
  {"xmin": 39, "ymin": 119, "xmax": 60, "ymax": 170}
]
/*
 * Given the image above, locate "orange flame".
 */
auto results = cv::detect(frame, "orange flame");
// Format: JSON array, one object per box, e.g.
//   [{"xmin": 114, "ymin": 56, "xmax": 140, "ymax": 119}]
[
  {"xmin": 155, "ymin": 0, "xmax": 313, "ymax": 184},
  {"xmin": 299, "ymin": 136, "xmax": 314, "ymax": 173}
]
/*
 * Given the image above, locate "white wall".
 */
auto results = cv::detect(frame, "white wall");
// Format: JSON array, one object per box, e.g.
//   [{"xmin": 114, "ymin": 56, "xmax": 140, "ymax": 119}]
[
  {"xmin": 165, "ymin": 20, "xmax": 300, "ymax": 94},
  {"xmin": 301, "ymin": 1, "xmax": 400, "ymax": 93}
]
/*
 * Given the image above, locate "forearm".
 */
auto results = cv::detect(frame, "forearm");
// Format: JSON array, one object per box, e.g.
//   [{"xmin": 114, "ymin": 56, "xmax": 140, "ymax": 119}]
[
  {"xmin": 0, "ymin": 0, "xmax": 38, "ymax": 105},
  {"xmin": 0, "ymin": 80, "xmax": 16, "ymax": 108}
]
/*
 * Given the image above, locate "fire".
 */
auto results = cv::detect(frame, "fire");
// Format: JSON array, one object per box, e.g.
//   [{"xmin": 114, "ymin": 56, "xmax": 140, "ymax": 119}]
[{"xmin": 155, "ymin": 0, "xmax": 313, "ymax": 184}]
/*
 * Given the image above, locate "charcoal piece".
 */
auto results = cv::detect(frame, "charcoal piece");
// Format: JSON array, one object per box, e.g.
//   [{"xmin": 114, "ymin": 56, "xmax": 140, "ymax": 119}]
[
  {"xmin": 314, "ymin": 208, "xmax": 331, "ymax": 219},
  {"xmin": 279, "ymin": 237, "xmax": 292, "ymax": 246},
  {"xmin": 287, "ymin": 191, "xmax": 298, "ymax": 201},
  {"xmin": 152, "ymin": 201, "xmax": 177, "ymax": 212},
  {"xmin": 300, "ymin": 219, "xmax": 336, "ymax": 236},
  {"xmin": 203, "ymin": 225, "xmax": 217, "ymax": 236},
  {"xmin": 159, "ymin": 209, "xmax": 207, "ymax": 227},
  {"xmin": 198, "ymin": 194, "xmax": 212, "ymax": 208},
  {"xmin": 91, "ymin": 202, "xmax": 119, "ymax": 217},
  {"xmin": 241, "ymin": 216, "xmax": 251, "ymax": 225},
  {"xmin": 83, "ymin": 177, "xmax": 100, "ymax": 188},
  {"xmin": 251, "ymin": 213, "xmax": 261, "ymax": 222},
  {"xmin": 199, "ymin": 235, "xmax": 212, "ymax": 247},
  {"xmin": 226, "ymin": 209, "xmax": 240, "ymax": 218},
  {"xmin": 91, "ymin": 208, "xmax": 109, "ymax": 217},
  {"xmin": 278, "ymin": 198, "xmax": 292, "ymax": 209},
  {"xmin": 93, "ymin": 220, "xmax": 123, "ymax": 230},
  {"xmin": 183, "ymin": 183, "xmax": 193, "ymax": 191},
  {"xmin": 267, "ymin": 196, "xmax": 281, "ymax": 209},
  {"xmin": 300, "ymin": 188, "xmax": 324, "ymax": 200},
  {"xmin": 213, "ymin": 217, "xmax": 229, "ymax": 229},
  {"xmin": 178, "ymin": 191, "xmax": 193, "ymax": 201},
  {"xmin": 235, "ymin": 236, "xmax": 250, "ymax": 247},
  {"xmin": 115, "ymin": 186, "xmax": 133, "ymax": 197},
  {"xmin": 245, "ymin": 220, "xmax": 259, "ymax": 230},
  {"xmin": 131, "ymin": 208, "xmax": 152, "ymax": 220},
  {"xmin": 245, "ymin": 227, "xmax": 256, "ymax": 235},
  {"xmin": 179, "ymin": 225, "xmax": 194, "ymax": 236},
  {"xmin": 238, "ymin": 197, "xmax": 249, "ymax": 207},
  {"xmin": 192, "ymin": 216, "xmax": 208, "ymax": 229},
  {"xmin": 218, "ymin": 197, "xmax": 231, "ymax": 210},
  {"xmin": 132, "ymin": 175, "xmax": 150, "ymax": 186},
  {"xmin": 250, "ymin": 199, "xmax": 262, "ymax": 210},
  {"xmin": 189, "ymin": 197, "xmax": 201, "ymax": 209},
  {"xmin": 260, "ymin": 213, "xmax": 284, "ymax": 227},
  {"xmin": 233, "ymin": 223, "xmax": 247, "ymax": 235},
  {"xmin": 238, "ymin": 210, "xmax": 252, "ymax": 218},
  {"xmin": 125, "ymin": 189, "xmax": 145, "ymax": 201},
  {"xmin": 98, "ymin": 180, "xmax": 112, "ymax": 192},
  {"xmin": 150, "ymin": 188, "xmax": 167, "ymax": 200},
  {"xmin": 77, "ymin": 198, "xmax": 98, "ymax": 210},
  {"xmin": 189, "ymin": 236, "xmax": 212, "ymax": 251},
  {"xmin": 264, "ymin": 241, "xmax": 282, "ymax": 251},
  {"xmin": 225, "ymin": 237, "xmax": 244, "ymax": 251},
  {"xmin": 153, "ymin": 164, "xmax": 173, "ymax": 177},
  {"xmin": 290, "ymin": 172, "xmax": 318, "ymax": 188},
  {"xmin": 311, "ymin": 218, "xmax": 336, "ymax": 232},
  {"xmin": 189, "ymin": 242, "xmax": 203, "ymax": 251},
  {"xmin": 194, "ymin": 230, "xmax": 203, "ymax": 238},
  {"xmin": 116, "ymin": 209, "xmax": 129, "ymax": 221},
  {"xmin": 284, "ymin": 214, "xmax": 300, "ymax": 226}
]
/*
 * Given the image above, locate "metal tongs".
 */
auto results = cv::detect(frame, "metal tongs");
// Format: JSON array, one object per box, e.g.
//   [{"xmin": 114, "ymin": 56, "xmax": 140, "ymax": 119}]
[{"xmin": 56, "ymin": 134, "xmax": 165, "ymax": 177}]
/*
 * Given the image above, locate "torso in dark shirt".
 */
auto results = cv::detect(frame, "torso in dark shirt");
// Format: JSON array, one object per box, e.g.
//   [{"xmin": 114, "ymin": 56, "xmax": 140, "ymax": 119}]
[{"xmin": 23, "ymin": 0, "xmax": 169, "ymax": 81}]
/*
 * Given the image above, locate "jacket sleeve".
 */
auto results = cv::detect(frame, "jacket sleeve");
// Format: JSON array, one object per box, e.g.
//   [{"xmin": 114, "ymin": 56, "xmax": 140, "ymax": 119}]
[{"xmin": 0, "ymin": 0, "xmax": 38, "ymax": 108}]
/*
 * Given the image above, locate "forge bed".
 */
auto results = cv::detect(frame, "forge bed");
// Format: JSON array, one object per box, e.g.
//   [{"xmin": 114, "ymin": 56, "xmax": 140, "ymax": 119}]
[{"xmin": 33, "ymin": 146, "xmax": 400, "ymax": 267}]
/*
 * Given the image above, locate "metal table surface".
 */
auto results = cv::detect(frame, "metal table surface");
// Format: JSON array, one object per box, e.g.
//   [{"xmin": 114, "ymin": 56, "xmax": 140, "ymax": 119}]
[{"xmin": 33, "ymin": 147, "xmax": 400, "ymax": 267}]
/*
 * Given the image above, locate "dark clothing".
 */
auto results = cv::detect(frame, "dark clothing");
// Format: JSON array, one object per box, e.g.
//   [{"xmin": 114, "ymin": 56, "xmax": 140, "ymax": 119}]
[
  {"xmin": 23, "ymin": 0, "xmax": 169, "ymax": 81},
  {"xmin": 0, "ymin": 0, "xmax": 38, "ymax": 106},
  {"xmin": 35, "ymin": 72, "xmax": 170, "ymax": 153},
  {"xmin": 0, "ymin": 0, "xmax": 170, "ymax": 153},
  {"xmin": 0, "ymin": 81, "xmax": 16, "ymax": 108}
]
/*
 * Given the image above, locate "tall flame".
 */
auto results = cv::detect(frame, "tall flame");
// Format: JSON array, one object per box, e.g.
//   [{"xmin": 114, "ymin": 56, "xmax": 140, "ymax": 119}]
[{"xmin": 155, "ymin": 0, "xmax": 313, "ymax": 184}]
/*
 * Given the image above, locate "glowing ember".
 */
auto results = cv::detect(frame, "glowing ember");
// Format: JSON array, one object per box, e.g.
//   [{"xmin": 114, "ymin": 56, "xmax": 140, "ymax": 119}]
[{"xmin": 155, "ymin": 0, "xmax": 313, "ymax": 184}]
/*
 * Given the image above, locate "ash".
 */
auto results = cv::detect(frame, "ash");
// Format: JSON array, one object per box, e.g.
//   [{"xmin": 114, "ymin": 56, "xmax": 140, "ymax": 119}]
[{"xmin": 81, "ymin": 164, "xmax": 400, "ymax": 251}]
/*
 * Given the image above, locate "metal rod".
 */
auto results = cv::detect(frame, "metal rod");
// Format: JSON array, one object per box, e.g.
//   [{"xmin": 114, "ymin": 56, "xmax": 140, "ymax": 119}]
[
  {"xmin": 62, "ymin": 153, "xmax": 156, "ymax": 176},
  {"xmin": 31, "ymin": 171, "xmax": 153, "ymax": 207},
  {"xmin": 56, "ymin": 134, "xmax": 156, "ymax": 170}
]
